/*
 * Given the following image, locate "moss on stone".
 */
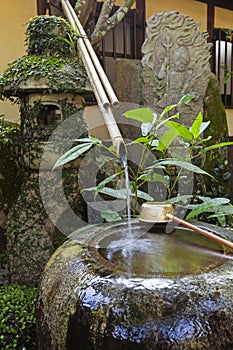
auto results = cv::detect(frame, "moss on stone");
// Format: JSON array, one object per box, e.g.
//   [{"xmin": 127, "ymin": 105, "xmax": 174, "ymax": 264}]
[
  {"xmin": 203, "ymin": 73, "xmax": 230, "ymax": 196},
  {"xmin": 45, "ymin": 240, "xmax": 84, "ymax": 270},
  {"xmin": 36, "ymin": 221, "xmax": 233, "ymax": 350},
  {"xmin": 0, "ymin": 120, "xmax": 23, "ymax": 209},
  {"xmin": 0, "ymin": 15, "xmax": 90, "ymax": 98},
  {"xmin": 204, "ymin": 73, "xmax": 228, "ymax": 145},
  {"xmin": 26, "ymin": 15, "xmax": 78, "ymax": 57}
]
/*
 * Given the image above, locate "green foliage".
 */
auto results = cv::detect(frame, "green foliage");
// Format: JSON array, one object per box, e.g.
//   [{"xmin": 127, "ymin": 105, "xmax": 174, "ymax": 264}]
[
  {"xmin": 25, "ymin": 15, "xmax": 79, "ymax": 57},
  {"xmin": 220, "ymin": 28, "xmax": 233, "ymax": 85},
  {"xmin": 0, "ymin": 55, "xmax": 87, "ymax": 96},
  {"xmin": 54, "ymin": 95, "xmax": 233, "ymax": 225},
  {"xmin": 222, "ymin": 27, "xmax": 233, "ymax": 42},
  {"xmin": 0, "ymin": 118, "xmax": 23, "ymax": 208},
  {"xmin": 186, "ymin": 197, "xmax": 233, "ymax": 227},
  {"xmin": 209, "ymin": 160, "xmax": 231, "ymax": 198},
  {"xmin": 100, "ymin": 210, "xmax": 122, "ymax": 222},
  {"xmin": 53, "ymin": 137, "xmax": 101, "ymax": 169},
  {"xmin": 0, "ymin": 15, "xmax": 88, "ymax": 99},
  {"xmin": 124, "ymin": 108, "xmax": 154, "ymax": 123},
  {"xmin": 0, "ymin": 284, "xmax": 37, "ymax": 349},
  {"xmin": 0, "ymin": 117, "xmax": 19, "ymax": 145}
]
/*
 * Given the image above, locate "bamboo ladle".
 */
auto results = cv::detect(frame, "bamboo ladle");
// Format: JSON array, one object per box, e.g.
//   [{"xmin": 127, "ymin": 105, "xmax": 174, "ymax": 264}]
[{"xmin": 139, "ymin": 202, "xmax": 233, "ymax": 250}]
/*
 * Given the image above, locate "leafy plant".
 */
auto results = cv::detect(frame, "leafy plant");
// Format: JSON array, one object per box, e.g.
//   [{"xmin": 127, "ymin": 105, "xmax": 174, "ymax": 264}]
[
  {"xmin": 0, "ymin": 16, "xmax": 88, "ymax": 100},
  {"xmin": 100, "ymin": 210, "xmax": 122, "ymax": 222},
  {"xmin": 220, "ymin": 28, "xmax": 233, "ymax": 85},
  {"xmin": 25, "ymin": 15, "xmax": 79, "ymax": 57},
  {"xmin": 0, "ymin": 284, "xmax": 37, "ymax": 349},
  {"xmin": 53, "ymin": 95, "xmax": 233, "ymax": 224},
  {"xmin": 222, "ymin": 65, "xmax": 233, "ymax": 85},
  {"xmin": 208, "ymin": 160, "xmax": 231, "ymax": 198},
  {"xmin": 0, "ymin": 55, "xmax": 87, "ymax": 97},
  {"xmin": 0, "ymin": 117, "xmax": 19, "ymax": 145},
  {"xmin": 222, "ymin": 27, "xmax": 233, "ymax": 42},
  {"xmin": 186, "ymin": 196, "xmax": 233, "ymax": 227}
]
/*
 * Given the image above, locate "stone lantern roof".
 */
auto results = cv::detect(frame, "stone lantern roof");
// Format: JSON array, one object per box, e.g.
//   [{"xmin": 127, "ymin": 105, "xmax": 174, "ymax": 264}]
[{"xmin": 0, "ymin": 15, "xmax": 92, "ymax": 98}]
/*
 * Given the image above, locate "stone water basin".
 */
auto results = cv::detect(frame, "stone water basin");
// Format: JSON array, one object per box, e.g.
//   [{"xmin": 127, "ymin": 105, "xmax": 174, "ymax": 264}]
[{"xmin": 36, "ymin": 220, "xmax": 233, "ymax": 349}]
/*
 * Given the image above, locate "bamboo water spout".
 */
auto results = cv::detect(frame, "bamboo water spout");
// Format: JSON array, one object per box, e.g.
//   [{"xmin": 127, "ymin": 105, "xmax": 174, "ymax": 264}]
[{"xmin": 61, "ymin": 0, "xmax": 126, "ymax": 159}]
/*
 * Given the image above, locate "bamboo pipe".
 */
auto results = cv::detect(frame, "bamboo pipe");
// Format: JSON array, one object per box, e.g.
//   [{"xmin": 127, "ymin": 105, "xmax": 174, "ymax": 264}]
[
  {"xmin": 65, "ymin": 0, "xmax": 119, "ymax": 108},
  {"xmin": 61, "ymin": 0, "xmax": 126, "ymax": 158},
  {"xmin": 166, "ymin": 213, "xmax": 233, "ymax": 250},
  {"xmin": 61, "ymin": 0, "xmax": 109, "ymax": 109},
  {"xmin": 100, "ymin": 105, "xmax": 127, "ymax": 158}
]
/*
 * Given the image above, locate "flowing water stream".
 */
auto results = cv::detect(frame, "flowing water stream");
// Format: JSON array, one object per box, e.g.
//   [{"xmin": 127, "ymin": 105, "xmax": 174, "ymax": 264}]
[
  {"xmin": 124, "ymin": 164, "xmax": 132, "ymax": 237},
  {"xmin": 118, "ymin": 157, "xmax": 233, "ymax": 276},
  {"xmin": 121, "ymin": 156, "xmax": 132, "ymax": 237}
]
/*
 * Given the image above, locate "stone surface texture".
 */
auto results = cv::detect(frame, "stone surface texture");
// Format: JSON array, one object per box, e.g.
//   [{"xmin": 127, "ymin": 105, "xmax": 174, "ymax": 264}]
[
  {"xmin": 141, "ymin": 11, "xmax": 212, "ymax": 125},
  {"xmin": 37, "ymin": 221, "xmax": 233, "ymax": 349}
]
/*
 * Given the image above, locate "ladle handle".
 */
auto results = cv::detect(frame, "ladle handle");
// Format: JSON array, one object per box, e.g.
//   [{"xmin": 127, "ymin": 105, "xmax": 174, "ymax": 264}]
[{"xmin": 166, "ymin": 213, "xmax": 233, "ymax": 250}]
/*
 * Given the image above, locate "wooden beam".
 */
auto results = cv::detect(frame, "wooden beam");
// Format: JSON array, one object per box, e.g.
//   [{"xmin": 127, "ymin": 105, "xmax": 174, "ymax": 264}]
[
  {"xmin": 135, "ymin": 0, "xmax": 145, "ymax": 59},
  {"xmin": 196, "ymin": 0, "xmax": 233, "ymax": 11},
  {"xmin": 37, "ymin": 0, "xmax": 47, "ymax": 15},
  {"xmin": 228, "ymin": 136, "xmax": 233, "ymax": 202},
  {"xmin": 207, "ymin": 2, "xmax": 215, "ymax": 68},
  {"xmin": 207, "ymin": 2, "xmax": 215, "ymax": 41},
  {"xmin": 37, "ymin": 0, "xmax": 77, "ymax": 15}
]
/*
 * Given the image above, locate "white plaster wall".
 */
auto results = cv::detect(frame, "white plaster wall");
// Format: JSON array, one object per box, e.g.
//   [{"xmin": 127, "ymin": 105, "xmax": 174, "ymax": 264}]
[
  {"xmin": 226, "ymin": 109, "xmax": 233, "ymax": 136},
  {"xmin": 0, "ymin": 0, "xmax": 37, "ymax": 122}
]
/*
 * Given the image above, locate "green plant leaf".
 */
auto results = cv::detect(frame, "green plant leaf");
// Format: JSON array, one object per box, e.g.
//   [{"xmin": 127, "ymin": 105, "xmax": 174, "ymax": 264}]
[
  {"xmin": 83, "ymin": 186, "xmax": 154, "ymax": 201},
  {"xmin": 167, "ymin": 194, "xmax": 194, "ymax": 204},
  {"xmin": 159, "ymin": 95, "xmax": 194, "ymax": 119},
  {"xmin": 198, "ymin": 136, "xmax": 212, "ymax": 144},
  {"xmin": 53, "ymin": 143, "xmax": 93, "ymax": 169},
  {"xmin": 186, "ymin": 197, "xmax": 231, "ymax": 220},
  {"xmin": 165, "ymin": 121, "xmax": 193, "ymax": 140},
  {"xmin": 223, "ymin": 75, "xmax": 230, "ymax": 84},
  {"xmin": 123, "ymin": 108, "xmax": 154, "ymax": 123},
  {"xmin": 99, "ymin": 187, "xmax": 127, "ymax": 199},
  {"xmin": 186, "ymin": 204, "xmax": 212, "ymax": 219},
  {"xmin": 73, "ymin": 136, "xmax": 101, "ymax": 143},
  {"xmin": 189, "ymin": 112, "xmax": 210, "ymax": 139},
  {"xmin": 199, "ymin": 141, "xmax": 233, "ymax": 154},
  {"xmin": 96, "ymin": 170, "xmax": 124, "ymax": 191},
  {"xmin": 156, "ymin": 112, "xmax": 180, "ymax": 128},
  {"xmin": 150, "ymin": 159, "xmax": 212, "ymax": 177},
  {"xmin": 128, "ymin": 136, "xmax": 151, "ymax": 145},
  {"xmin": 100, "ymin": 210, "xmax": 122, "ymax": 222},
  {"xmin": 83, "ymin": 182, "xmax": 125, "ymax": 200},
  {"xmin": 156, "ymin": 128, "xmax": 179, "ymax": 151},
  {"xmin": 202, "ymin": 196, "xmax": 230, "ymax": 205},
  {"xmin": 199, "ymin": 121, "xmax": 210, "ymax": 135},
  {"xmin": 189, "ymin": 112, "xmax": 203, "ymax": 138},
  {"xmin": 223, "ymin": 172, "xmax": 231, "ymax": 180},
  {"xmin": 136, "ymin": 190, "xmax": 154, "ymax": 201},
  {"xmin": 138, "ymin": 172, "xmax": 168, "ymax": 185},
  {"xmin": 178, "ymin": 95, "xmax": 195, "ymax": 104},
  {"xmin": 160, "ymin": 105, "xmax": 179, "ymax": 118}
]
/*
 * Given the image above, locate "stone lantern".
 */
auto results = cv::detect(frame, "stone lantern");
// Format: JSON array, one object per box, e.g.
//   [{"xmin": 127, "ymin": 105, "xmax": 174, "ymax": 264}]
[{"xmin": 1, "ymin": 15, "xmax": 92, "ymax": 286}]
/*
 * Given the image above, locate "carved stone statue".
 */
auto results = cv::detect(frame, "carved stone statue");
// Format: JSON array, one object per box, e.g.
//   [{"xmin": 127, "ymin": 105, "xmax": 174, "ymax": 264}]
[{"xmin": 141, "ymin": 11, "xmax": 212, "ymax": 125}]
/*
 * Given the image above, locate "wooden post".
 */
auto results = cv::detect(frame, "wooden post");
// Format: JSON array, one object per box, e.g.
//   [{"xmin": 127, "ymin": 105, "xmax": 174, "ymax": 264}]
[
  {"xmin": 37, "ymin": 0, "xmax": 48, "ymax": 15},
  {"xmin": 135, "ymin": 0, "xmax": 145, "ymax": 59},
  {"xmin": 206, "ymin": 2, "xmax": 215, "ymax": 68}
]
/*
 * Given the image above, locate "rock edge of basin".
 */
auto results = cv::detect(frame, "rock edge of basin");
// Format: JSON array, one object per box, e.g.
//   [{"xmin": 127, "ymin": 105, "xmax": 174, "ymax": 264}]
[{"xmin": 36, "ymin": 220, "xmax": 233, "ymax": 350}]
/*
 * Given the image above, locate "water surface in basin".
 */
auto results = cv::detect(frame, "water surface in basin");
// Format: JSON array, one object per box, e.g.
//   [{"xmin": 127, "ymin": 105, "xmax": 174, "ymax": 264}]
[{"xmin": 90, "ymin": 224, "xmax": 230, "ymax": 277}]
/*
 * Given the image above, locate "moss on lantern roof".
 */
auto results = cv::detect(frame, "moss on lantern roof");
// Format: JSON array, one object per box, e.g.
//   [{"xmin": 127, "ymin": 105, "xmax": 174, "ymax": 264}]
[
  {"xmin": 0, "ymin": 15, "xmax": 91, "ymax": 97},
  {"xmin": 25, "ymin": 15, "xmax": 79, "ymax": 57},
  {"xmin": 0, "ymin": 55, "xmax": 91, "ymax": 96}
]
